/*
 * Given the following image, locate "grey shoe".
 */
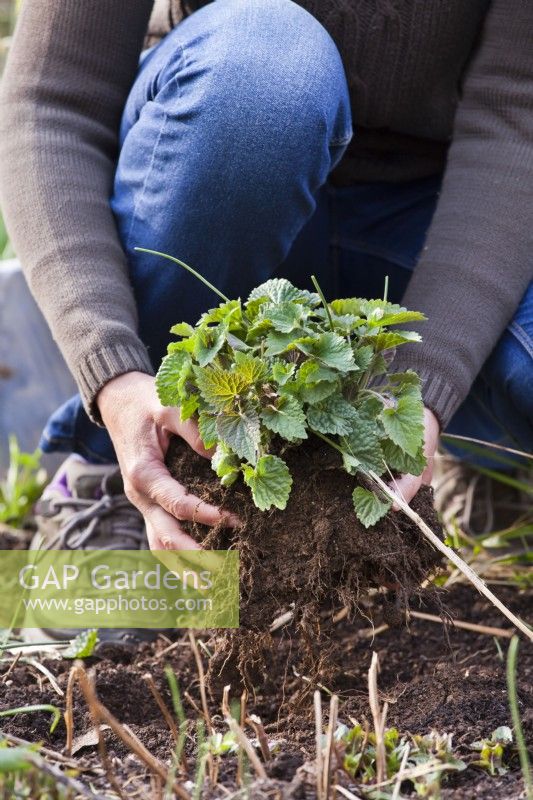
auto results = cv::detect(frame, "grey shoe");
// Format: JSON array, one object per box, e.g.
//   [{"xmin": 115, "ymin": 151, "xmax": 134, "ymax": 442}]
[{"xmin": 25, "ymin": 456, "xmax": 163, "ymax": 650}]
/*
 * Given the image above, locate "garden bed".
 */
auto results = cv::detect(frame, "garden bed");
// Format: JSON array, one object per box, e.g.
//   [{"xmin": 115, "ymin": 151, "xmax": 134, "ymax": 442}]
[{"xmin": 1, "ymin": 583, "xmax": 531, "ymax": 798}]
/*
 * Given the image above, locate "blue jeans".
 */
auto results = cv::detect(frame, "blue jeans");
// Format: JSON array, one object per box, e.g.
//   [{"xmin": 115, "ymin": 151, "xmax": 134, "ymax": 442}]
[{"xmin": 41, "ymin": 0, "xmax": 533, "ymax": 467}]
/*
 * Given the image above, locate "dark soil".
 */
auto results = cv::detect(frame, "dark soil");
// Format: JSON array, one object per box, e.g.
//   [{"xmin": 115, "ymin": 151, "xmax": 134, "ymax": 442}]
[
  {"xmin": 166, "ymin": 435, "xmax": 444, "ymax": 689},
  {"xmin": 0, "ymin": 584, "xmax": 531, "ymax": 798}
]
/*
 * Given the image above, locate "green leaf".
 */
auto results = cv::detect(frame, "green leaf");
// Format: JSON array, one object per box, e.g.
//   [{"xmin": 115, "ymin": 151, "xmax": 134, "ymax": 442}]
[
  {"xmin": 307, "ymin": 395, "xmax": 358, "ymax": 436},
  {"xmin": 382, "ymin": 439, "xmax": 427, "ymax": 476},
  {"xmin": 156, "ymin": 352, "xmax": 191, "ymax": 406},
  {"xmin": 264, "ymin": 330, "xmax": 304, "ymax": 357},
  {"xmin": 247, "ymin": 278, "xmax": 319, "ymax": 306},
  {"xmin": 272, "ymin": 361, "xmax": 296, "ymax": 386},
  {"xmin": 199, "ymin": 299, "xmax": 242, "ymax": 325},
  {"xmin": 243, "ymin": 455, "xmax": 292, "ymax": 511},
  {"xmin": 353, "ymin": 345, "xmax": 374, "ymax": 371},
  {"xmin": 63, "ymin": 629, "xmax": 99, "ymax": 659},
  {"xmin": 212, "ymin": 444, "xmax": 241, "ymax": 487},
  {"xmin": 261, "ymin": 301, "xmax": 307, "ymax": 333},
  {"xmin": 342, "ymin": 415, "xmax": 384, "ymax": 474},
  {"xmin": 297, "ymin": 332, "xmax": 356, "ymax": 372},
  {"xmin": 299, "ymin": 379, "xmax": 338, "ymax": 405},
  {"xmin": 352, "ymin": 487, "xmax": 391, "ymax": 528},
  {"xmin": 194, "ymin": 325, "xmax": 226, "ymax": 367},
  {"xmin": 381, "ymin": 395, "xmax": 424, "ymax": 457},
  {"xmin": 217, "ymin": 411, "xmax": 261, "ymax": 465},
  {"xmin": 180, "ymin": 393, "xmax": 200, "ymax": 422},
  {"xmin": 372, "ymin": 310, "xmax": 426, "ymax": 327},
  {"xmin": 194, "ymin": 366, "xmax": 251, "ymax": 409},
  {"xmin": 170, "ymin": 322, "xmax": 194, "ymax": 337},
  {"xmin": 233, "ymin": 351, "xmax": 268, "ymax": 383},
  {"xmin": 374, "ymin": 330, "xmax": 421, "ymax": 351},
  {"xmin": 261, "ymin": 395, "xmax": 308, "ymax": 442},
  {"xmin": 198, "ymin": 412, "xmax": 218, "ymax": 449}
]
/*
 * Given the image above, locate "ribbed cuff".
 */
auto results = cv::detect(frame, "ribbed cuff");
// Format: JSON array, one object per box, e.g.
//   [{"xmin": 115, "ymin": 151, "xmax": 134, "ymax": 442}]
[
  {"xmin": 415, "ymin": 369, "xmax": 461, "ymax": 430},
  {"xmin": 76, "ymin": 342, "xmax": 155, "ymax": 425}
]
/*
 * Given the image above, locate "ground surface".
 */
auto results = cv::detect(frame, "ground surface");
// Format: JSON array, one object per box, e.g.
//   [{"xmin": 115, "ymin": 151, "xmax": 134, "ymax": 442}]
[{"xmin": 0, "ymin": 584, "xmax": 531, "ymax": 798}]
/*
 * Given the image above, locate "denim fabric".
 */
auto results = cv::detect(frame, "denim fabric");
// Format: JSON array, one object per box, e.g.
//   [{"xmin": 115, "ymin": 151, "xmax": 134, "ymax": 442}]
[{"xmin": 40, "ymin": 0, "xmax": 532, "ymax": 466}]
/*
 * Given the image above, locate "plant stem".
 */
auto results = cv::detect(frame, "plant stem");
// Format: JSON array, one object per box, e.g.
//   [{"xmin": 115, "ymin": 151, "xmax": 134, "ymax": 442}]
[
  {"xmin": 135, "ymin": 248, "xmax": 230, "ymax": 303},
  {"xmin": 311, "ymin": 429, "xmax": 345, "ymax": 456},
  {"xmin": 311, "ymin": 274, "xmax": 334, "ymax": 331},
  {"xmin": 507, "ymin": 636, "xmax": 533, "ymax": 799},
  {"xmin": 368, "ymin": 469, "xmax": 533, "ymax": 643},
  {"xmin": 383, "ymin": 275, "xmax": 389, "ymax": 303}
]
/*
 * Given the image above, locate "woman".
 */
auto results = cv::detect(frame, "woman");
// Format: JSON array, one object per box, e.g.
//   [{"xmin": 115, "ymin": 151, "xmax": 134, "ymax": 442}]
[{"xmin": 0, "ymin": 0, "xmax": 531, "ymax": 559}]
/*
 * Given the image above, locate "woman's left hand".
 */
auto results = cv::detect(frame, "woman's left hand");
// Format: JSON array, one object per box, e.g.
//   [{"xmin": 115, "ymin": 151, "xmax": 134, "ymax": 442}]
[{"xmin": 388, "ymin": 407, "xmax": 440, "ymax": 508}]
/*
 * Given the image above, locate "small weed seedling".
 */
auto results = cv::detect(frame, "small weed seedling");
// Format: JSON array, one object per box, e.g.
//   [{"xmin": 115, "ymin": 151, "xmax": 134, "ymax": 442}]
[
  {"xmin": 143, "ymin": 249, "xmax": 427, "ymax": 528},
  {"xmin": 470, "ymin": 726, "xmax": 513, "ymax": 776}
]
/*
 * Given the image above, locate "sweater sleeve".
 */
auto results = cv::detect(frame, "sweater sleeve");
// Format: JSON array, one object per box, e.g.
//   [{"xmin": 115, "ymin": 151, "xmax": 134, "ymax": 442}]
[
  {"xmin": 0, "ymin": 0, "xmax": 155, "ymax": 422},
  {"xmin": 393, "ymin": 0, "xmax": 533, "ymax": 429}
]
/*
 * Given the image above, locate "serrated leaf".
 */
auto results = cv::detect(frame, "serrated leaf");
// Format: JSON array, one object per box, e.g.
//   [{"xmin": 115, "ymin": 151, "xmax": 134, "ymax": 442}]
[
  {"xmin": 382, "ymin": 439, "xmax": 427, "ymax": 476},
  {"xmin": 156, "ymin": 352, "xmax": 191, "ymax": 406},
  {"xmin": 180, "ymin": 393, "xmax": 200, "ymax": 422},
  {"xmin": 198, "ymin": 412, "xmax": 218, "ymax": 449},
  {"xmin": 199, "ymin": 299, "xmax": 242, "ymax": 325},
  {"xmin": 381, "ymin": 395, "xmax": 424, "ymax": 457},
  {"xmin": 342, "ymin": 414, "xmax": 384, "ymax": 473},
  {"xmin": 372, "ymin": 310, "xmax": 426, "ymax": 327},
  {"xmin": 307, "ymin": 395, "xmax": 358, "ymax": 436},
  {"xmin": 299, "ymin": 379, "xmax": 338, "ymax": 404},
  {"xmin": 374, "ymin": 330, "xmax": 421, "ymax": 351},
  {"xmin": 330, "ymin": 298, "xmax": 365, "ymax": 317},
  {"xmin": 261, "ymin": 395, "xmax": 308, "ymax": 442},
  {"xmin": 261, "ymin": 301, "xmax": 307, "ymax": 333},
  {"xmin": 352, "ymin": 487, "xmax": 391, "ymax": 528},
  {"xmin": 352, "ymin": 345, "xmax": 374, "ymax": 371},
  {"xmin": 272, "ymin": 361, "xmax": 296, "ymax": 386},
  {"xmin": 194, "ymin": 325, "xmax": 226, "ymax": 367},
  {"xmin": 264, "ymin": 330, "xmax": 304, "ymax": 357},
  {"xmin": 247, "ymin": 278, "xmax": 319, "ymax": 306},
  {"xmin": 217, "ymin": 411, "xmax": 261, "ymax": 465},
  {"xmin": 233, "ymin": 351, "xmax": 268, "ymax": 383},
  {"xmin": 170, "ymin": 322, "xmax": 194, "ymax": 337},
  {"xmin": 194, "ymin": 366, "xmax": 251, "ymax": 409},
  {"xmin": 243, "ymin": 455, "xmax": 292, "ymax": 511},
  {"xmin": 63, "ymin": 629, "xmax": 99, "ymax": 659},
  {"xmin": 297, "ymin": 332, "xmax": 356, "ymax": 372}
]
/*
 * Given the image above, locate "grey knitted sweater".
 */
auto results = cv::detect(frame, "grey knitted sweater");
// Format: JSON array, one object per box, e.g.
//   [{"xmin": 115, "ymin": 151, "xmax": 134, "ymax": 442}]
[{"xmin": 1, "ymin": 0, "xmax": 532, "ymax": 429}]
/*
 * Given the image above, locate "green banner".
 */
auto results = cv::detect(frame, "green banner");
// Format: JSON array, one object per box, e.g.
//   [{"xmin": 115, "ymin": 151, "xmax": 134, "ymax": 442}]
[{"xmin": 0, "ymin": 550, "xmax": 239, "ymax": 629}]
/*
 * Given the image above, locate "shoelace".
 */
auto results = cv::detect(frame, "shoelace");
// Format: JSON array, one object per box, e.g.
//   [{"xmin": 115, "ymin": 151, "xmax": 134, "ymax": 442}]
[{"xmin": 45, "ymin": 471, "xmax": 146, "ymax": 550}]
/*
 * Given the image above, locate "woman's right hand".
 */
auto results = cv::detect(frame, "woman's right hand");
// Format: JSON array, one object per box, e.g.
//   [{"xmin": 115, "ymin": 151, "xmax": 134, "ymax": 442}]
[{"xmin": 97, "ymin": 371, "xmax": 238, "ymax": 550}]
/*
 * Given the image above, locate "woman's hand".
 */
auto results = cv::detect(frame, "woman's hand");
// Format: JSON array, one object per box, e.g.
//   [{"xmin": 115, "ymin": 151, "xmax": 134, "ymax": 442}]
[
  {"xmin": 388, "ymin": 407, "xmax": 440, "ymax": 508},
  {"xmin": 97, "ymin": 371, "xmax": 238, "ymax": 550}
]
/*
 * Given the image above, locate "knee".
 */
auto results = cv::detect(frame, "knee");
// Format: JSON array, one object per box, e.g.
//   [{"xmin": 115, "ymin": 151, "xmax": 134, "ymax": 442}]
[{"xmin": 165, "ymin": 0, "xmax": 351, "ymax": 158}]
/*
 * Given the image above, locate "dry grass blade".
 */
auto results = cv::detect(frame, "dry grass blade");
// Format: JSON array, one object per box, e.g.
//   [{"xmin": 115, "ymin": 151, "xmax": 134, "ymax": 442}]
[
  {"xmin": 314, "ymin": 691, "xmax": 324, "ymax": 800},
  {"xmin": 65, "ymin": 664, "xmax": 77, "ymax": 756},
  {"xmin": 369, "ymin": 470, "xmax": 533, "ymax": 642},
  {"xmin": 410, "ymin": 611, "xmax": 514, "ymax": 638},
  {"xmin": 188, "ymin": 631, "xmax": 214, "ymax": 737},
  {"xmin": 225, "ymin": 715, "xmax": 268, "ymax": 780},
  {"xmin": 322, "ymin": 693, "xmax": 338, "ymax": 799},
  {"xmin": 24, "ymin": 657, "xmax": 64, "ymax": 697},
  {"xmin": 0, "ymin": 650, "xmax": 21, "ymax": 683},
  {"xmin": 74, "ymin": 662, "xmax": 191, "ymax": 800},
  {"xmin": 391, "ymin": 743, "xmax": 410, "ymax": 800},
  {"xmin": 143, "ymin": 672, "xmax": 179, "ymax": 742},
  {"xmin": 335, "ymin": 785, "xmax": 364, "ymax": 800},
  {"xmin": 247, "ymin": 714, "xmax": 271, "ymax": 762},
  {"xmin": 368, "ymin": 652, "xmax": 386, "ymax": 786}
]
